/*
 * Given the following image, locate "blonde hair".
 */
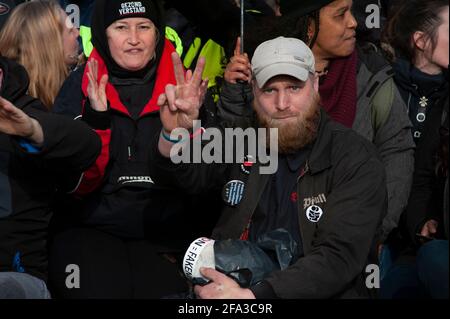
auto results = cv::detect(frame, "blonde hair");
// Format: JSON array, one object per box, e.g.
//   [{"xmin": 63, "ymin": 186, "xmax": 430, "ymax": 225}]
[{"xmin": 0, "ymin": 0, "xmax": 69, "ymax": 109}]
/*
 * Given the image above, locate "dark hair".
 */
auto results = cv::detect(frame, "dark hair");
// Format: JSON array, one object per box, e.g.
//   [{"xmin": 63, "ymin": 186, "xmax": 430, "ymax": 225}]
[
  {"xmin": 383, "ymin": 0, "xmax": 449, "ymax": 62},
  {"xmin": 235, "ymin": 5, "xmax": 335, "ymax": 60},
  {"xmin": 274, "ymin": 9, "xmax": 321, "ymax": 48},
  {"xmin": 237, "ymin": 9, "xmax": 320, "ymax": 61}
]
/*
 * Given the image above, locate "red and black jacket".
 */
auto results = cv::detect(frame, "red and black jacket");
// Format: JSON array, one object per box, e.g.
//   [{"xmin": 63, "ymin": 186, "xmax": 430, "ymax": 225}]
[{"xmin": 52, "ymin": 40, "xmax": 221, "ymax": 244}]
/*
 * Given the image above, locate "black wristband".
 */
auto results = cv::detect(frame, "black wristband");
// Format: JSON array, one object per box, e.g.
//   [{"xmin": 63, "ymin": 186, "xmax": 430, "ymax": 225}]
[{"xmin": 82, "ymin": 100, "xmax": 111, "ymax": 130}]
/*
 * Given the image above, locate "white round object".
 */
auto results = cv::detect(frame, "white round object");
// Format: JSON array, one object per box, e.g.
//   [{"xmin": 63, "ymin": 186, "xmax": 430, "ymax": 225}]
[{"xmin": 183, "ymin": 237, "xmax": 216, "ymax": 281}]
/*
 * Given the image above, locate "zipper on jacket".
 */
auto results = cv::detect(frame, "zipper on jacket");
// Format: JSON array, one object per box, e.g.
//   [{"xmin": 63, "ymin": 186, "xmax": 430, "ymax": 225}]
[
  {"xmin": 407, "ymin": 93, "xmax": 412, "ymax": 115},
  {"xmin": 297, "ymin": 161, "xmax": 310, "ymax": 183},
  {"xmin": 128, "ymin": 120, "xmax": 139, "ymax": 161},
  {"xmin": 296, "ymin": 161, "xmax": 320, "ymax": 232}
]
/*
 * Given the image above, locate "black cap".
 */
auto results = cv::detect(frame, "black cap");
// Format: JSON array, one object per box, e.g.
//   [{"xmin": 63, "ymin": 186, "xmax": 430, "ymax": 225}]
[
  {"xmin": 104, "ymin": 0, "xmax": 160, "ymax": 29},
  {"xmin": 279, "ymin": 0, "xmax": 334, "ymax": 16},
  {"xmin": 91, "ymin": 0, "xmax": 165, "ymax": 78}
]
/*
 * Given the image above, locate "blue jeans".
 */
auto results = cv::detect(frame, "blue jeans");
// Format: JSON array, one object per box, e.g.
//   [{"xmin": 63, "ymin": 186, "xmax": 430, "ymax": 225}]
[
  {"xmin": 380, "ymin": 240, "xmax": 449, "ymax": 299},
  {"xmin": 416, "ymin": 240, "xmax": 449, "ymax": 299},
  {"xmin": 0, "ymin": 272, "xmax": 51, "ymax": 299},
  {"xmin": 379, "ymin": 244, "xmax": 398, "ymax": 281}
]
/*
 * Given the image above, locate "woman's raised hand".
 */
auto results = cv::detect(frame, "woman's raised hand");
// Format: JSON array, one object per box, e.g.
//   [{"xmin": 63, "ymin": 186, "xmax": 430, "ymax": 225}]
[
  {"xmin": 158, "ymin": 52, "xmax": 208, "ymax": 133},
  {"xmin": 86, "ymin": 59, "xmax": 109, "ymax": 112}
]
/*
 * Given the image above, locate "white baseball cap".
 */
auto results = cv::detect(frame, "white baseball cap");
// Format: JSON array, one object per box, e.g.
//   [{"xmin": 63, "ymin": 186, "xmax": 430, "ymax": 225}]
[{"xmin": 252, "ymin": 37, "xmax": 315, "ymax": 88}]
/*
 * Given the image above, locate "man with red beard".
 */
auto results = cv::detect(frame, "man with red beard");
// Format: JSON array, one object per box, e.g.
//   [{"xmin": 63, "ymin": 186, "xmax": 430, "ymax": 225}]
[{"xmin": 151, "ymin": 37, "xmax": 387, "ymax": 299}]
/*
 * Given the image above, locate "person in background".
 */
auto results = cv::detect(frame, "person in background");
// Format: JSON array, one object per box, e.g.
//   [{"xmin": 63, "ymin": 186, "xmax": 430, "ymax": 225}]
[
  {"xmin": 383, "ymin": 0, "xmax": 448, "ymax": 144},
  {"xmin": 380, "ymin": 0, "xmax": 449, "ymax": 299},
  {"xmin": 0, "ymin": 55, "xmax": 100, "ymax": 299},
  {"xmin": 0, "ymin": 0, "xmax": 80, "ymax": 109}
]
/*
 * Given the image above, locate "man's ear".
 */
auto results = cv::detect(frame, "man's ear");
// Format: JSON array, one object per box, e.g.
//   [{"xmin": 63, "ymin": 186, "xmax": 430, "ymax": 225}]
[
  {"xmin": 251, "ymin": 78, "xmax": 258, "ymax": 94},
  {"xmin": 413, "ymin": 31, "xmax": 428, "ymax": 51}
]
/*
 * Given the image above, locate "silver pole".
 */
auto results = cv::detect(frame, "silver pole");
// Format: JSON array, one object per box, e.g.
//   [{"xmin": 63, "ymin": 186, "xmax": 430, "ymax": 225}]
[{"xmin": 240, "ymin": 0, "xmax": 245, "ymax": 54}]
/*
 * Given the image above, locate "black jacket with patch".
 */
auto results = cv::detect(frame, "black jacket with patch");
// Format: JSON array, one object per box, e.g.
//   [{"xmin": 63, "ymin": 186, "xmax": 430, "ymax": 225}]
[
  {"xmin": 149, "ymin": 110, "xmax": 387, "ymax": 298},
  {"xmin": 217, "ymin": 44, "xmax": 414, "ymax": 244}
]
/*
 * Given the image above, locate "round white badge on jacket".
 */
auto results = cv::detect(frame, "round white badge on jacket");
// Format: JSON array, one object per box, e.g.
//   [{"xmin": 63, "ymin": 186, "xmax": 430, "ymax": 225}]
[{"xmin": 306, "ymin": 205, "xmax": 324, "ymax": 223}]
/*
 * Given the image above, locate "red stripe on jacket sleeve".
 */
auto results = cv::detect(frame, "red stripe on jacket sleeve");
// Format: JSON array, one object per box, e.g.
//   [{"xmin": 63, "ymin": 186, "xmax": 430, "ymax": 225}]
[{"xmin": 74, "ymin": 129, "xmax": 111, "ymax": 196}]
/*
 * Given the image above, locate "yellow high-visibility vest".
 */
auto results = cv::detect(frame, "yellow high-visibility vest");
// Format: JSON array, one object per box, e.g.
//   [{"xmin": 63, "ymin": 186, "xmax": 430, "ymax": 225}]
[
  {"xmin": 80, "ymin": 25, "xmax": 93, "ymax": 57},
  {"xmin": 80, "ymin": 25, "xmax": 227, "ymax": 99}
]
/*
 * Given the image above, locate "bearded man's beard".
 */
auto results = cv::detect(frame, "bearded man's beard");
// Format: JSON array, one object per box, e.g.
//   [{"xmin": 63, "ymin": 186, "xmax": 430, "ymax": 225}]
[{"xmin": 255, "ymin": 91, "xmax": 321, "ymax": 154}]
